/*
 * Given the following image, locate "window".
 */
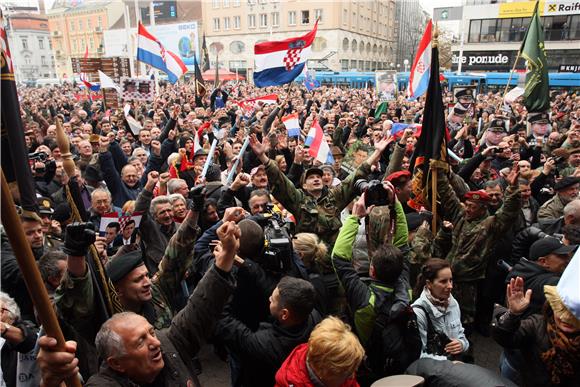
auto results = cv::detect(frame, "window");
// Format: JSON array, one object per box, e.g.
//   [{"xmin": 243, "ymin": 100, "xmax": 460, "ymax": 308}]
[
  {"xmin": 88, "ymin": 18, "xmax": 92, "ymax": 29},
  {"xmin": 343, "ymin": 9, "xmax": 347, "ymax": 25},
  {"xmin": 38, "ymin": 38, "xmax": 44, "ymax": 49},
  {"xmin": 224, "ymin": 17, "xmax": 230, "ymax": 30},
  {"xmin": 248, "ymin": 0, "xmax": 256, "ymax": 4},
  {"xmin": 353, "ymin": 12, "xmax": 356, "ymax": 27},
  {"xmin": 233, "ymin": 0, "xmax": 240, "ymax": 6},
  {"xmin": 497, "ymin": 18, "xmax": 511, "ymax": 42},
  {"xmin": 480, "ymin": 19, "xmax": 497, "ymax": 42},
  {"xmin": 98, "ymin": 16, "xmax": 102, "ymax": 28},
  {"xmin": 213, "ymin": 17, "xmax": 220, "ymax": 31},
  {"xmin": 288, "ymin": 11, "xmax": 296, "ymax": 26},
  {"xmin": 342, "ymin": 38, "xmax": 349, "ymax": 51},
  {"xmin": 223, "ymin": 0, "xmax": 230, "ymax": 7},
  {"xmin": 230, "ymin": 41, "xmax": 245, "ymax": 54},
  {"xmin": 312, "ymin": 37, "xmax": 327, "ymax": 52},
  {"xmin": 24, "ymin": 55, "xmax": 31, "ymax": 65},
  {"xmin": 341, "ymin": 59, "xmax": 349, "ymax": 71},
  {"xmin": 315, "ymin": 9, "xmax": 323, "ymax": 23},
  {"xmin": 468, "ymin": 19, "xmax": 481, "ymax": 43},
  {"xmin": 366, "ymin": 42, "xmax": 371, "ymax": 53},
  {"xmin": 260, "ymin": 13, "xmax": 267, "ymax": 28},
  {"xmin": 351, "ymin": 39, "xmax": 357, "ymax": 53},
  {"xmin": 234, "ymin": 16, "xmax": 241, "ymax": 29},
  {"xmin": 570, "ymin": 15, "xmax": 580, "ymax": 40},
  {"xmin": 248, "ymin": 14, "xmax": 256, "ymax": 28},
  {"xmin": 90, "ymin": 37, "xmax": 94, "ymax": 49},
  {"xmin": 544, "ymin": 15, "xmax": 570, "ymax": 41},
  {"xmin": 70, "ymin": 21, "xmax": 75, "ymax": 31},
  {"xmin": 260, "ymin": 0, "xmax": 267, "ymax": 4},
  {"xmin": 41, "ymin": 56, "xmax": 46, "ymax": 65},
  {"xmin": 48, "ymin": 40, "xmax": 52, "ymax": 49},
  {"xmin": 212, "ymin": 0, "xmax": 220, "ymax": 8},
  {"xmin": 79, "ymin": 19, "xmax": 83, "ymax": 30},
  {"xmin": 360, "ymin": 41, "xmax": 365, "ymax": 54},
  {"xmin": 21, "ymin": 38, "xmax": 28, "ymax": 49},
  {"xmin": 72, "ymin": 39, "xmax": 77, "ymax": 52},
  {"xmin": 272, "ymin": 12, "xmax": 279, "ymax": 27},
  {"xmin": 301, "ymin": 10, "xmax": 310, "ymax": 24}
]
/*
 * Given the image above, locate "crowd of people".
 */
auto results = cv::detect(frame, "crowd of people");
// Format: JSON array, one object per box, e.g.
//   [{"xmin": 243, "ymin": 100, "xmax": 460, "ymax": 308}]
[{"xmin": 1, "ymin": 77, "xmax": 579, "ymax": 387}]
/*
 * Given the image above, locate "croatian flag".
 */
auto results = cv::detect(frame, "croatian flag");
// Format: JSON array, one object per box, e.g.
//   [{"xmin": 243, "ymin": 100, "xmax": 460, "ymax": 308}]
[
  {"xmin": 137, "ymin": 22, "xmax": 187, "ymax": 84},
  {"xmin": 254, "ymin": 21, "xmax": 318, "ymax": 87},
  {"xmin": 282, "ymin": 113, "xmax": 301, "ymax": 137},
  {"xmin": 305, "ymin": 120, "xmax": 333, "ymax": 164},
  {"xmin": 409, "ymin": 20, "xmax": 432, "ymax": 99}
]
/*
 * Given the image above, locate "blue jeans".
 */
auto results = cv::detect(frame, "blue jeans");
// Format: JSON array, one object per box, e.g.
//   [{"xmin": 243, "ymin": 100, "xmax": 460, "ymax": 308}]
[{"xmin": 499, "ymin": 350, "xmax": 521, "ymax": 385}]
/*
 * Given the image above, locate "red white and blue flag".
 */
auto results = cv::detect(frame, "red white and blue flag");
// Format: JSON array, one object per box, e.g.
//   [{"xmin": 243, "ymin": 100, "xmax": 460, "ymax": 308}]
[
  {"xmin": 282, "ymin": 113, "xmax": 301, "ymax": 137},
  {"xmin": 79, "ymin": 46, "xmax": 100, "ymax": 92},
  {"xmin": 254, "ymin": 21, "xmax": 318, "ymax": 87},
  {"xmin": 305, "ymin": 120, "xmax": 333, "ymax": 164},
  {"xmin": 409, "ymin": 20, "xmax": 432, "ymax": 99},
  {"xmin": 137, "ymin": 22, "xmax": 187, "ymax": 84}
]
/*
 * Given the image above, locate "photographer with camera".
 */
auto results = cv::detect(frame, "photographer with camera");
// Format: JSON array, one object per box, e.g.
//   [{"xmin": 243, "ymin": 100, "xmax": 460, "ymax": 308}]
[{"xmin": 249, "ymin": 133, "xmax": 390, "ymax": 248}]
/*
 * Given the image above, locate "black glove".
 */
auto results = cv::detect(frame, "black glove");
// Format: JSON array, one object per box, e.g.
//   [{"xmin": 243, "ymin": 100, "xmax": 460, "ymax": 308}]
[
  {"xmin": 63, "ymin": 222, "xmax": 96, "ymax": 256},
  {"xmin": 189, "ymin": 185, "xmax": 206, "ymax": 212}
]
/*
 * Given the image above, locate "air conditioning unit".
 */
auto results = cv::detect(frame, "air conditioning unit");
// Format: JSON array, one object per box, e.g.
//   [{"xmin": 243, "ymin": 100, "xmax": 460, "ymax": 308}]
[{"xmin": 52, "ymin": 31, "xmax": 61, "ymax": 37}]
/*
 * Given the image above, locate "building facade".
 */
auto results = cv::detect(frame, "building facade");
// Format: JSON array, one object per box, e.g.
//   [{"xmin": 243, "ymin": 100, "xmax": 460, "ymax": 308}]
[
  {"xmin": 394, "ymin": 0, "xmax": 429, "ymax": 71},
  {"xmin": 46, "ymin": 0, "xmax": 124, "ymax": 80},
  {"xmin": 202, "ymin": 0, "xmax": 397, "ymax": 77},
  {"xmin": 451, "ymin": 0, "xmax": 580, "ymax": 72},
  {"xmin": 4, "ymin": 13, "xmax": 56, "ymax": 82}
]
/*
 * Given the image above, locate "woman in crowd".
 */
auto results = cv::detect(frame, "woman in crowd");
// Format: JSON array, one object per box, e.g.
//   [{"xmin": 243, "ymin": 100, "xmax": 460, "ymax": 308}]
[
  {"xmin": 412, "ymin": 259, "xmax": 470, "ymax": 361},
  {"xmin": 275, "ymin": 316, "xmax": 364, "ymax": 387}
]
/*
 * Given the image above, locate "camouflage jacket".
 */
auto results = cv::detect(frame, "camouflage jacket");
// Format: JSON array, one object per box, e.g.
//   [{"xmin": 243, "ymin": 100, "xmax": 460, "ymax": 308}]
[
  {"xmin": 56, "ymin": 213, "xmax": 200, "ymax": 331},
  {"xmin": 537, "ymin": 194, "xmax": 565, "ymax": 221},
  {"xmin": 264, "ymin": 158, "xmax": 372, "ymax": 248},
  {"xmin": 433, "ymin": 171, "xmax": 521, "ymax": 283}
]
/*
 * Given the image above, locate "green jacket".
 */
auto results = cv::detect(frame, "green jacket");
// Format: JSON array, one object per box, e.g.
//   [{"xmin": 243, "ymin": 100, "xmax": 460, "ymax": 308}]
[
  {"xmin": 264, "ymin": 158, "xmax": 372, "ymax": 247},
  {"xmin": 433, "ymin": 171, "xmax": 521, "ymax": 282},
  {"xmin": 331, "ymin": 210, "xmax": 409, "ymax": 345},
  {"xmin": 56, "ymin": 214, "xmax": 199, "ymax": 331},
  {"xmin": 537, "ymin": 193, "xmax": 566, "ymax": 221}
]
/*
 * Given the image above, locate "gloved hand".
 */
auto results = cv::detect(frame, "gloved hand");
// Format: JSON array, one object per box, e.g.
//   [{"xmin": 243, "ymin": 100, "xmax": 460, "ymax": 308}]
[
  {"xmin": 63, "ymin": 222, "xmax": 96, "ymax": 257},
  {"xmin": 189, "ymin": 185, "xmax": 206, "ymax": 212}
]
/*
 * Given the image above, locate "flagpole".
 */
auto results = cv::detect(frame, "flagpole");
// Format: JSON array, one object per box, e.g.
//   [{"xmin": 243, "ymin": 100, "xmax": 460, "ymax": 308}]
[
  {"xmin": 1, "ymin": 171, "xmax": 82, "ymax": 387},
  {"xmin": 501, "ymin": 50, "xmax": 522, "ymax": 106},
  {"xmin": 431, "ymin": 23, "xmax": 439, "ymax": 234}
]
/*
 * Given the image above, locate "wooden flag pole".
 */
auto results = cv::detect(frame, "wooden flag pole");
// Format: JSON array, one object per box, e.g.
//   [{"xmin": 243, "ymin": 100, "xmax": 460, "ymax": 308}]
[
  {"xmin": 501, "ymin": 50, "xmax": 522, "ymax": 104},
  {"xmin": 0, "ymin": 170, "xmax": 82, "ymax": 387}
]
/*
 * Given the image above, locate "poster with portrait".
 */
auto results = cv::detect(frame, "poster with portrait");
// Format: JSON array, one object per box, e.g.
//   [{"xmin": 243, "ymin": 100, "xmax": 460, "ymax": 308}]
[
  {"xmin": 99, "ymin": 212, "xmax": 143, "ymax": 238},
  {"xmin": 376, "ymin": 71, "xmax": 398, "ymax": 101},
  {"xmin": 120, "ymin": 77, "xmax": 155, "ymax": 102}
]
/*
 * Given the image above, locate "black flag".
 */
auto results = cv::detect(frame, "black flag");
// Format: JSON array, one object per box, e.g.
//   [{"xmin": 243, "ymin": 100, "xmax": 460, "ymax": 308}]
[
  {"xmin": 1, "ymin": 12, "xmax": 39, "ymax": 218},
  {"xmin": 193, "ymin": 55, "xmax": 206, "ymax": 107},
  {"xmin": 201, "ymin": 33, "xmax": 210, "ymax": 72},
  {"xmin": 408, "ymin": 43, "xmax": 448, "ymax": 211}
]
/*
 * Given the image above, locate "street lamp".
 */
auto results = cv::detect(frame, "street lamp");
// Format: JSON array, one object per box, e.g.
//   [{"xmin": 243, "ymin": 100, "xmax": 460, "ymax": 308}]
[
  {"xmin": 390, "ymin": 62, "xmax": 394, "ymax": 69},
  {"xmin": 403, "ymin": 59, "xmax": 409, "ymax": 72}
]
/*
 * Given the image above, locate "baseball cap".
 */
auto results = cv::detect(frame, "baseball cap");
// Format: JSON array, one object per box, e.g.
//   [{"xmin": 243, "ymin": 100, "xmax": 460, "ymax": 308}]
[{"xmin": 529, "ymin": 236, "xmax": 577, "ymax": 261}]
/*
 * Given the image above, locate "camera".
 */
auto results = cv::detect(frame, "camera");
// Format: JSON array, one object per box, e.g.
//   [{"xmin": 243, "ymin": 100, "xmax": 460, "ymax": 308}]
[
  {"xmin": 251, "ymin": 204, "xmax": 294, "ymax": 274},
  {"xmin": 354, "ymin": 179, "xmax": 391, "ymax": 207},
  {"xmin": 29, "ymin": 152, "xmax": 48, "ymax": 162}
]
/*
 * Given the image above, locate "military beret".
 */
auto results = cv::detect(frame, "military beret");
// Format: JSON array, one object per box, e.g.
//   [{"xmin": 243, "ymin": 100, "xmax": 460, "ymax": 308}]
[
  {"xmin": 52, "ymin": 203, "xmax": 72, "ymax": 223},
  {"xmin": 528, "ymin": 112, "xmax": 550, "ymax": 125},
  {"xmin": 386, "ymin": 170, "xmax": 412, "ymax": 183},
  {"xmin": 37, "ymin": 197, "xmax": 54, "ymax": 215},
  {"xmin": 554, "ymin": 176, "xmax": 580, "ymax": 191},
  {"xmin": 106, "ymin": 249, "xmax": 144, "ymax": 283},
  {"xmin": 464, "ymin": 190, "xmax": 491, "ymax": 203},
  {"xmin": 455, "ymin": 89, "xmax": 474, "ymax": 100}
]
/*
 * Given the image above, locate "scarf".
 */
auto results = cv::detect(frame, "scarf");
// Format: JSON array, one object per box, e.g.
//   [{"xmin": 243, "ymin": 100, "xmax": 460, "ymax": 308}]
[
  {"xmin": 424, "ymin": 287, "xmax": 449, "ymax": 313},
  {"xmin": 540, "ymin": 308, "xmax": 580, "ymax": 385}
]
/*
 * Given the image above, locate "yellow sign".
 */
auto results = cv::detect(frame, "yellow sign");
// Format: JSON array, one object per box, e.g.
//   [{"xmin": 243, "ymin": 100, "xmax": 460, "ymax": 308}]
[{"xmin": 498, "ymin": 0, "xmax": 545, "ymax": 18}]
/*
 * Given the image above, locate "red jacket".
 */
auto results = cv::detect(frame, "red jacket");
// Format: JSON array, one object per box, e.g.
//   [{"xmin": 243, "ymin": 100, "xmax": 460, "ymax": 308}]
[{"xmin": 275, "ymin": 343, "xmax": 360, "ymax": 387}]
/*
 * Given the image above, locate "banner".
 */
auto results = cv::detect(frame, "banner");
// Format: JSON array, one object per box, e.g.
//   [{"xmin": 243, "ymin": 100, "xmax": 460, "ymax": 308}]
[
  {"xmin": 376, "ymin": 71, "xmax": 398, "ymax": 101},
  {"xmin": 120, "ymin": 77, "xmax": 155, "ymax": 101}
]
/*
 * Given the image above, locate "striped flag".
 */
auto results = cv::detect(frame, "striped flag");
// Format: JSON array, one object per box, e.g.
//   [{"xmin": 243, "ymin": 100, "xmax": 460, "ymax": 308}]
[
  {"xmin": 305, "ymin": 120, "xmax": 333, "ymax": 164},
  {"xmin": 409, "ymin": 20, "xmax": 432, "ymax": 99},
  {"xmin": 282, "ymin": 113, "xmax": 301, "ymax": 137},
  {"xmin": 137, "ymin": 22, "xmax": 187, "ymax": 84}
]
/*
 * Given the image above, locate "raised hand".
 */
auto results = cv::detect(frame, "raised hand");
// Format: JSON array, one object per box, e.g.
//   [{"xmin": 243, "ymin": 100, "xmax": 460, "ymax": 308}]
[
  {"xmin": 151, "ymin": 140, "xmax": 161, "ymax": 156},
  {"xmin": 222, "ymin": 207, "xmax": 246, "ymax": 223},
  {"xmin": 231, "ymin": 172, "xmax": 250, "ymax": 191},
  {"xmin": 37, "ymin": 336, "xmax": 79, "ymax": 387},
  {"xmin": 506, "ymin": 276, "xmax": 531, "ymax": 315},
  {"xmin": 63, "ymin": 222, "xmax": 96, "ymax": 257},
  {"xmin": 249, "ymin": 134, "xmax": 269, "ymax": 163},
  {"xmin": 145, "ymin": 171, "xmax": 159, "ymax": 191},
  {"xmin": 352, "ymin": 194, "xmax": 374, "ymax": 219},
  {"xmin": 506, "ymin": 164, "xmax": 520, "ymax": 187},
  {"xmin": 215, "ymin": 221, "xmax": 241, "ymax": 272}
]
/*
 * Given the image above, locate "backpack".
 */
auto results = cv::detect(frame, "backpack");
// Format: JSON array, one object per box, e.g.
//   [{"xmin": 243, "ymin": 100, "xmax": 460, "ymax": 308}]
[{"xmin": 364, "ymin": 302, "xmax": 422, "ymax": 378}]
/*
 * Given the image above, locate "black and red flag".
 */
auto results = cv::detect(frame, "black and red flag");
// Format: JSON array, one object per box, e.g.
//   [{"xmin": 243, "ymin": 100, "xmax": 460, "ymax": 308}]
[
  {"xmin": 407, "ymin": 41, "xmax": 448, "ymax": 211},
  {"xmin": 1, "ymin": 11, "xmax": 39, "ymax": 218}
]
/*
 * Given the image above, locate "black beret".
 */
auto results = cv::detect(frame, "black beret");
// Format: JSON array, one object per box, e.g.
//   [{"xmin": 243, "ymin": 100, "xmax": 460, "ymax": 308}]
[
  {"xmin": 106, "ymin": 249, "xmax": 144, "ymax": 283},
  {"xmin": 554, "ymin": 176, "xmax": 580, "ymax": 191},
  {"xmin": 52, "ymin": 203, "xmax": 72, "ymax": 223},
  {"xmin": 455, "ymin": 89, "xmax": 474, "ymax": 100}
]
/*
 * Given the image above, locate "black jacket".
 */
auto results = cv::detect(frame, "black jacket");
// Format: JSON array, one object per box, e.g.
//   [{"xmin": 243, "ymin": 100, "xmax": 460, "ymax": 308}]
[{"xmin": 506, "ymin": 258, "xmax": 560, "ymax": 316}]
